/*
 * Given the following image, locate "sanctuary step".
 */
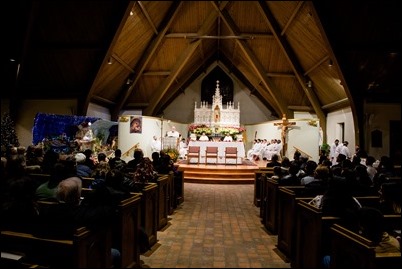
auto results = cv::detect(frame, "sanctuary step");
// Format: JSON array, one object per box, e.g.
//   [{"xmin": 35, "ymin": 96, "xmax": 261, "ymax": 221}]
[{"xmin": 177, "ymin": 163, "xmax": 260, "ymax": 184}]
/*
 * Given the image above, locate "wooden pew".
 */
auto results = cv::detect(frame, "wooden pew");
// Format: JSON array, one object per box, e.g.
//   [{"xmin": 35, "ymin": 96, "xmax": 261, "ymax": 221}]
[
  {"xmin": 294, "ymin": 200, "xmax": 340, "ymax": 268},
  {"xmin": 113, "ymin": 193, "xmax": 142, "ymax": 268},
  {"xmin": 156, "ymin": 174, "xmax": 169, "ymax": 230},
  {"xmin": 276, "ymin": 186, "xmax": 323, "ymax": 261},
  {"xmin": 166, "ymin": 171, "xmax": 175, "ymax": 214},
  {"xmin": 262, "ymin": 178, "xmax": 279, "ymax": 234},
  {"xmin": 253, "ymin": 167, "xmax": 274, "ymax": 207},
  {"xmin": 294, "ymin": 196, "xmax": 383, "ymax": 268},
  {"xmin": 138, "ymin": 182, "xmax": 159, "ymax": 247},
  {"xmin": 28, "ymin": 173, "xmax": 51, "ymax": 187},
  {"xmin": 1, "ymin": 226, "xmax": 113, "ymax": 268},
  {"xmin": 174, "ymin": 169, "xmax": 184, "ymax": 206},
  {"xmin": 330, "ymin": 223, "xmax": 401, "ymax": 268},
  {"xmin": 78, "ymin": 189, "xmax": 142, "ymax": 268},
  {"xmin": 81, "ymin": 177, "xmax": 95, "ymax": 188},
  {"xmin": 262, "ymin": 178, "xmax": 301, "ymax": 234}
]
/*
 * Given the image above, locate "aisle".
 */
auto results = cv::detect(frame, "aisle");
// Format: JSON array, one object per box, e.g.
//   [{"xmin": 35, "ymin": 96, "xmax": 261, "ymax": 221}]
[{"xmin": 140, "ymin": 183, "xmax": 290, "ymax": 268}]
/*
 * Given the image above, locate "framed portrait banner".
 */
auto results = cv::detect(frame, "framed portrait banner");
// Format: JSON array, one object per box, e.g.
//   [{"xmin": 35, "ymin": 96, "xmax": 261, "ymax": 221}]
[{"xmin": 130, "ymin": 116, "xmax": 142, "ymax": 134}]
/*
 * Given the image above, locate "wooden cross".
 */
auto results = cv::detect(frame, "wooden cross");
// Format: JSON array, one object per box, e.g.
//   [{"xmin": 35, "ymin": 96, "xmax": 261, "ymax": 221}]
[{"xmin": 274, "ymin": 114, "xmax": 296, "ymax": 156}]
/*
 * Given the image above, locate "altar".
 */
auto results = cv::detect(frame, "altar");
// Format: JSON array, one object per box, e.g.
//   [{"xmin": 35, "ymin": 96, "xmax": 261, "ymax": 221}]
[{"xmin": 188, "ymin": 141, "xmax": 245, "ymax": 164}]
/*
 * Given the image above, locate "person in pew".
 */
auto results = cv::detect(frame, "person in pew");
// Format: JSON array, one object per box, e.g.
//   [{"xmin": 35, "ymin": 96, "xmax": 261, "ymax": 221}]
[
  {"xmin": 314, "ymin": 177, "xmax": 362, "ymax": 223},
  {"xmin": 123, "ymin": 157, "xmax": 158, "ymax": 192},
  {"xmin": 36, "ymin": 158, "xmax": 77, "ymax": 201},
  {"xmin": 157, "ymin": 151, "xmax": 175, "ymax": 174},
  {"xmin": 1, "ymin": 176, "xmax": 40, "ymax": 233},
  {"xmin": 40, "ymin": 149, "xmax": 60, "ymax": 174},
  {"xmin": 75, "ymin": 152, "xmax": 92, "ymax": 178},
  {"xmin": 270, "ymin": 166, "xmax": 284, "ymax": 181},
  {"xmin": 89, "ymin": 161, "xmax": 111, "ymax": 189},
  {"xmin": 305, "ymin": 164, "xmax": 330, "ymax": 192},
  {"xmin": 357, "ymin": 207, "xmax": 400, "ymax": 252},
  {"xmin": 87, "ymin": 169, "xmax": 131, "ymax": 205},
  {"xmin": 37, "ymin": 177, "xmax": 121, "ymax": 267},
  {"xmin": 378, "ymin": 182, "xmax": 401, "ymax": 214},
  {"xmin": 322, "ymin": 206, "xmax": 400, "ymax": 268},
  {"xmin": 300, "ymin": 160, "xmax": 318, "ymax": 185},
  {"xmin": 125, "ymin": 148, "xmax": 144, "ymax": 172},
  {"xmin": 278, "ymin": 162, "xmax": 301, "ymax": 186},
  {"xmin": 266, "ymin": 154, "xmax": 281, "ymax": 168},
  {"xmin": 108, "ymin": 148, "xmax": 126, "ymax": 170}
]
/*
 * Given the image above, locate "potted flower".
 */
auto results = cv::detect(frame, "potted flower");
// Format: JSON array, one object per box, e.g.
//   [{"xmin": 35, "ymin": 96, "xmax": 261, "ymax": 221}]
[{"xmin": 163, "ymin": 147, "xmax": 179, "ymax": 162}]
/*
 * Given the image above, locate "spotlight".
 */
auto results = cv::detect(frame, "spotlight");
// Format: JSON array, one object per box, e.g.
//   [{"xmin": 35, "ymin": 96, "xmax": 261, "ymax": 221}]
[
  {"xmin": 307, "ymin": 80, "xmax": 312, "ymax": 88},
  {"xmin": 108, "ymin": 57, "xmax": 113, "ymax": 65},
  {"xmin": 328, "ymin": 59, "xmax": 333, "ymax": 67}
]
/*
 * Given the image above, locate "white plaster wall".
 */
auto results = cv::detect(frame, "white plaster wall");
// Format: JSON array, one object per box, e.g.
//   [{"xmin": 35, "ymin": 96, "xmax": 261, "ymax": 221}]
[
  {"xmin": 326, "ymin": 107, "xmax": 356, "ymax": 157},
  {"xmin": 364, "ymin": 103, "xmax": 401, "ymax": 160},
  {"xmin": 117, "ymin": 115, "xmax": 187, "ymax": 160}
]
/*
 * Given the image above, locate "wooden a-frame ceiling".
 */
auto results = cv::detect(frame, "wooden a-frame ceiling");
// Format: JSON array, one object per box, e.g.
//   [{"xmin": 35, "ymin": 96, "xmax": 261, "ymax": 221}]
[{"xmin": 5, "ymin": 1, "xmax": 400, "ymax": 135}]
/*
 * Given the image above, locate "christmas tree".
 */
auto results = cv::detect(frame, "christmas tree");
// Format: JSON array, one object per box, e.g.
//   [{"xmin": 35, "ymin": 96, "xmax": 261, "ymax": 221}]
[{"xmin": 1, "ymin": 113, "xmax": 20, "ymax": 148}]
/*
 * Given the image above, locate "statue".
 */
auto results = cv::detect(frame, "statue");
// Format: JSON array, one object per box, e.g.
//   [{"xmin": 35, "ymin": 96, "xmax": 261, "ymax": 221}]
[{"xmin": 274, "ymin": 114, "xmax": 296, "ymax": 156}]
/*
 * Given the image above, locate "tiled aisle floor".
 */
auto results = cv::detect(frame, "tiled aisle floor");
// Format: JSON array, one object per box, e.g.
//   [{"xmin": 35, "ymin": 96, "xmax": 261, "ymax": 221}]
[{"xmin": 140, "ymin": 183, "xmax": 291, "ymax": 268}]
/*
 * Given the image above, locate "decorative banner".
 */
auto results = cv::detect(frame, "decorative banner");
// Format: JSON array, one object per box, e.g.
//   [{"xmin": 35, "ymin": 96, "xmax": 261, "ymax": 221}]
[{"xmin": 130, "ymin": 116, "xmax": 142, "ymax": 134}]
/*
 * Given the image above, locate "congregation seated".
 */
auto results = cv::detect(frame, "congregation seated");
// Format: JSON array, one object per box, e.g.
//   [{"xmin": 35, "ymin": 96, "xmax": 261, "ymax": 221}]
[
  {"xmin": 1, "ymin": 176, "xmax": 39, "ymax": 233},
  {"xmin": 266, "ymin": 154, "xmax": 281, "ymax": 168},
  {"xmin": 36, "ymin": 158, "xmax": 77, "ymax": 201},
  {"xmin": 38, "ymin": 177, "xmax": 121, "ymax": 267},
  {"xmin": 323, "ymin": 206, "xmax": 400, "ymax": 268},
  {"xmin": 108, "ymin": 148, "xmax": 126, "ymax": 170}
]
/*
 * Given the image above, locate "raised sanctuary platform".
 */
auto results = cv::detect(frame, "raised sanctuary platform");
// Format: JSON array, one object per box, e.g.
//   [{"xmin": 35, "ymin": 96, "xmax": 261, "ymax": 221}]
[{"xmin": 177, "ymin": 159, "xmax": 267, "ymax": 184}]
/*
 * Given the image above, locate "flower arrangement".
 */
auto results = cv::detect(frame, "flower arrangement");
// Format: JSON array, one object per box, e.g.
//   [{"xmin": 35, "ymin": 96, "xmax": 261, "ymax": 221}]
[
  {"xmin": 188, "ymin": 124, "xmax": 212, "ymax": 136},
  {"xmin": 163, "ymin": 147, "xmax": 179, "ymax": 162},
  {"xmin": 216, "ymin": 126, "xmax": 246, "ymax": 136},
  {"xmin": 188, "ymin": 124, "xmax": 245, "ymax": 137}
]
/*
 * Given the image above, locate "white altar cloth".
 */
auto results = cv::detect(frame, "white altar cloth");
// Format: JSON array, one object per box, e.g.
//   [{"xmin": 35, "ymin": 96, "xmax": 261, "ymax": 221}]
[{"xmin": 187, "ymin": 141, "xmax": 245, "ymax": 164}]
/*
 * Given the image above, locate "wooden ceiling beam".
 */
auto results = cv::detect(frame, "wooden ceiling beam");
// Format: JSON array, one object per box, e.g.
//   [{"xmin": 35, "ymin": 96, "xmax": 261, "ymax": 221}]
[
  {"xmin": 281, "ymin": 1, "xmax": 304, "ymax": 36},
  {"xmin": 144, "ymin": 2, "xmax": 229, "ymax": 115},
  {"xmin": 213, "ymin": 2, "xmax": 290, "ymax": 117},
  {"xmin": 137, "ymin": 1, "xmax": 158, "ymax": 35},
  {"xmin": 112, "ymin": 1, "xmax": 183, "ymax": 119},
  {"xmin": 257, "ymin": 1, "xmax": 326, "ymax": 132}
]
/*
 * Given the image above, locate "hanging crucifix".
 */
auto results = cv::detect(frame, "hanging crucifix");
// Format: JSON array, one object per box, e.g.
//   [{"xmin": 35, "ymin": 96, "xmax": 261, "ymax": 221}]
[{"xmin": 274, "ymin": 114, "xmax": 296, "ymax": 156}]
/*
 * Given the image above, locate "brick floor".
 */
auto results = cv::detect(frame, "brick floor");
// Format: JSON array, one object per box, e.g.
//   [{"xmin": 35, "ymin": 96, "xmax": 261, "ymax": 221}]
[{"xmin": 140, "ymin": 183, "xmax": 291, "ymax": 268}]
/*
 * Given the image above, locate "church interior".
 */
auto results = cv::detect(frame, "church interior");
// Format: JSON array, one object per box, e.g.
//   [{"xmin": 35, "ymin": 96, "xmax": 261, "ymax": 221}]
[{"xmin": 1, "ymin": 1, "xmax": 400, "ymax": 268}]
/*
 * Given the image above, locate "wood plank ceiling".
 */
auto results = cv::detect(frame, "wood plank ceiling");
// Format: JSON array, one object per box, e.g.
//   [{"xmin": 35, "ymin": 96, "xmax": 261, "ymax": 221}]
[{"xmin": 4, "ymin": 1, "xmax": 400, "ymax": 132}]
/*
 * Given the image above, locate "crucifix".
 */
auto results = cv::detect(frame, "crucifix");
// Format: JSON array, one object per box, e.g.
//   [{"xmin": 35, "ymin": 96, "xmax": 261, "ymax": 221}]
[{"xmin": 274, "ymin": 114, "xmax": 296, "ymax": 156}]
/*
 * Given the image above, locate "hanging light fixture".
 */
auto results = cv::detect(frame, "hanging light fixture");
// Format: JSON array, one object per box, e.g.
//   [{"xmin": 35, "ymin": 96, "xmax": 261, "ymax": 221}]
[{"xmin": 108, "ymin": 57, "xmax": 113, "ymax": 65}]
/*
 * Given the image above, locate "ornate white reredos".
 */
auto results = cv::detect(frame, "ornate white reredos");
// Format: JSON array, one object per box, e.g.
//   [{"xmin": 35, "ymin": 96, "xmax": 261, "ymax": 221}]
[{"xmin": 194, "ymin": 80, "xmax": 240, "ymax": 128}]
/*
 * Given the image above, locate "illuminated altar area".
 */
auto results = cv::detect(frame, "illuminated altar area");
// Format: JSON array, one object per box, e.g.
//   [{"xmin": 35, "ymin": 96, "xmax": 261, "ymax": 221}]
[{"xmin": 193, "ymin": 80, "xmax": 240, "ymax": 129}]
